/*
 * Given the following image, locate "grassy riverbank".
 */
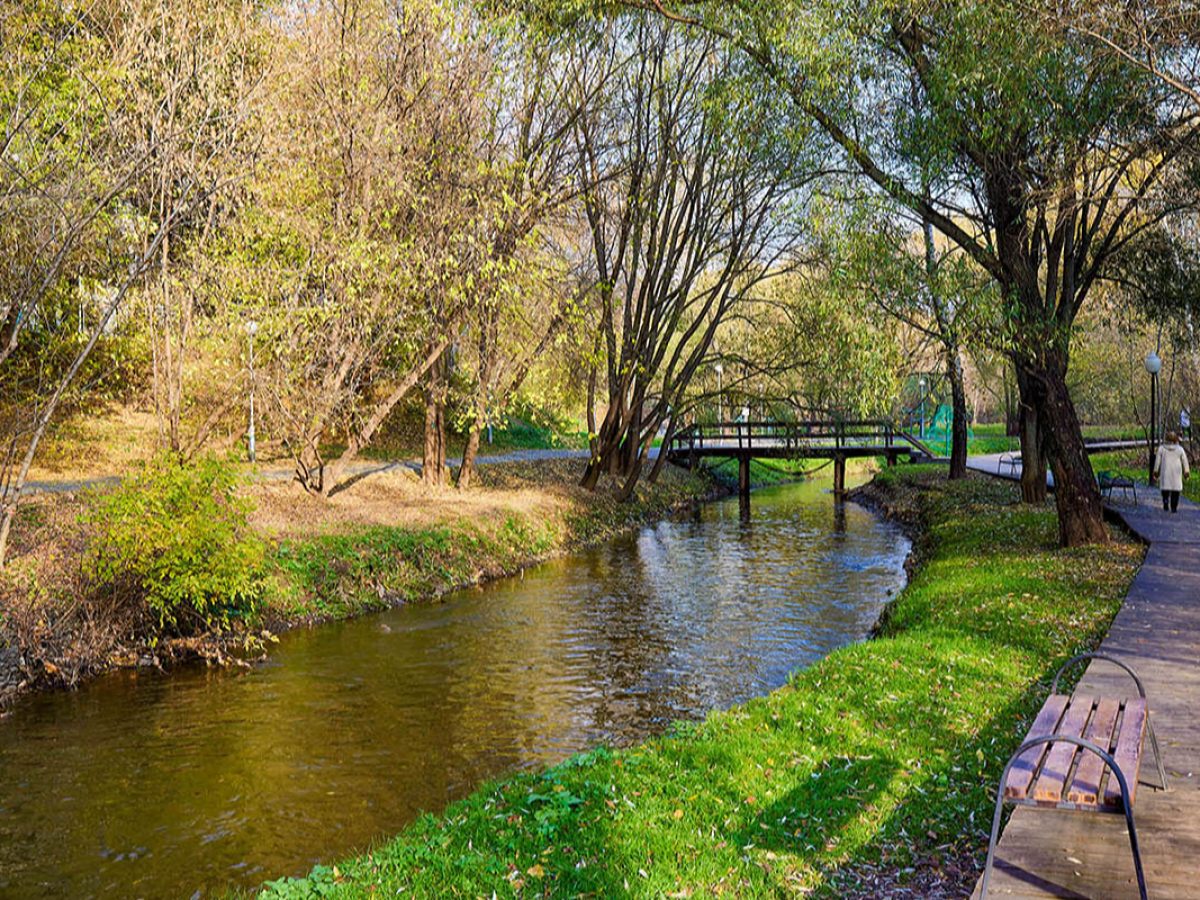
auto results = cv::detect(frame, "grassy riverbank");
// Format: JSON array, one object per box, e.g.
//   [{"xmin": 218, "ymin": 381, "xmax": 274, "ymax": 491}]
[
  {"xmin": 259, "ymin": 467, "xmax": 1141, "ymax": 899},
  {"xmin": 0, "ymin": 460, "xmax": 715, "ymax": 704},
  {"xmin": 259, "ymin": 460, "xmax": 717, "ymax": 623}
]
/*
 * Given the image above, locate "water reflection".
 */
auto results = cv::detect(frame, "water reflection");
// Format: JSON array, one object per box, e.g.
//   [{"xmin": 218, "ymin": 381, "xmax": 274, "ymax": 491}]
[{"xmin": 0, "ymin": 476, "xmax": 908, "ymax": 898}]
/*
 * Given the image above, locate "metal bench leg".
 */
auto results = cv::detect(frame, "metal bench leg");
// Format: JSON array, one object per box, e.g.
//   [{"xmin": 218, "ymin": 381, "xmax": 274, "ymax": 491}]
[
  {"xmin": 980, "ymin": 749, "xmax": 1018, "ymax": 899},
  {"xmin": 1111, "ymin": 751, "xmax": 1149, "ymax": 900},
  {"xmin": 980, "ymin": 735, "xmax": 1148, "ymax": 900},
  {"xmin": 1148, "ymin": 714, "xmax": 1170, "ymax": 791}
]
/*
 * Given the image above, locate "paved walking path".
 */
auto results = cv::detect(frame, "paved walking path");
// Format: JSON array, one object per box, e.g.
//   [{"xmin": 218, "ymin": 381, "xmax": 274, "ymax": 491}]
[
  {"xmin": 967, "ymin": 455, "xmax": 1200, "ymax": 898},
  {"xmin": 23, "ymin": 448, "xmax": 595, "ymax": 496}
]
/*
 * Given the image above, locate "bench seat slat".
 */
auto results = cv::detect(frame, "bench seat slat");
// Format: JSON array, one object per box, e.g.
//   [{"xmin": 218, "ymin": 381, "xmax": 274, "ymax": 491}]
[
  {"xmin": 1067, "ymin": 697, "xmax": 1121, "ymax": 806},
  {"xmin": 1104, "ymin": 699, "xmax": 1147, "ymax": 809},
  {"xmin": 1006, "ymin": 694, "xmax": 1069, "ymax": 801},
  {"xmin": 1033, "ymin": 696, "xmax": 1095, "ymax": 804}
]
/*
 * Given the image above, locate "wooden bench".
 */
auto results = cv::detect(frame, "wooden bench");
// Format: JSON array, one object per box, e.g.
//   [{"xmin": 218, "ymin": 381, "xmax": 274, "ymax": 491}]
[
  {"xmin": 997, "ymin": 452, "xmax": 1021, "ymax": 476},
  {"xmin": 1098, "ymin": 470, "xmax": 1138, "ymax": 505},
  {"xmin": 980, "ymin": 653, "xmax": 1169, "ymax": 899}
]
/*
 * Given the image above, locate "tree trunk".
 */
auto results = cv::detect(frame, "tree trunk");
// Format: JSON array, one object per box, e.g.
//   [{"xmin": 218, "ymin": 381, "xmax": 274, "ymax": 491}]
[
  {"xmin": 0, "ymin": 504, "xmax": 14, "ymax": 569},
  {"xmin": 1035, "ymin": 359, "xmax": 1109, "ymax": 546},
  {"xmin": 1015, "ymin": 364, "xmax": 1049, "ymax": 504},
  {"xmin": 422, "ymin": 366, "xmax": 448, "ymax": 488},
  {"xmin": 647, "ymin": 416, "xmax": 677, "ymax": 485},
  {"xmin": 947, "ymin": 349, "xmax": 969, "ymax": 480},
  {"xmin": 457, "ymin": 424, "xmax": 482, "ymax": 491},
  {"xmin": 581, "ymin": 404, "xmax": 621, "ymax": 490},
  {"xmin": 580, "ymin": 458, "xmax": 604, "ymax": 491},
  {"xmin": 617, "ymin": 453, "xmax": 645, "ymax": 501},
  {"xmin": 1005, "ymin": 372, "xmax": 1020, "ymax": 437},
  {"xmin": 319, "ymin": 335, "xmax": 452, "ymax": 496}
]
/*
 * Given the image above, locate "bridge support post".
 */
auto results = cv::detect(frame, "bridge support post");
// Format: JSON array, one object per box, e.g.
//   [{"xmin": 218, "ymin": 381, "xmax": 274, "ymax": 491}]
[
  {"xmin": 833, "ymin": 454, "xmax": 847, "ymax": 498},
  {"xmin": 738, "ymin": 455, "xmax": 751, "ymax": 518}
]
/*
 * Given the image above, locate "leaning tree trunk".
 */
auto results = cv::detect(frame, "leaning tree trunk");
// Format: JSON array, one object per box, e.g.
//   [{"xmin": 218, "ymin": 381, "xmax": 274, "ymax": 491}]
[
  {"xmin": 580, "ymin": 404, "xmax": 623, "ymax": 491},
  {"xmin": 1017, "ymin": 356, "xmax": 1109, "ymax": 546},
  {"xmin": 947, "ymin": 349, "xmax": 969, "ymax": 480},
  {"xmin": 457, "ymin": 424, "xmax": 482, "ymax": 491},
  {"xmin": 646, "ymin": 416, "xmax": 678, "ymax": 485},
  {"xmin": 1036, "ymin": 359, "xmax": 1109, "ymax": 546}
]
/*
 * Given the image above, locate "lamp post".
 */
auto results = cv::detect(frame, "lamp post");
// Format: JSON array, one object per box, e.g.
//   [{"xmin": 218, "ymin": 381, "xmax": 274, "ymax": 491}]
[
  {"xmin": 246, "ymin": 320, "xmax": 259, "ymax": 463},
  {"xmin": 1146, "ymin": 351, "xmax": 1162, "ymax": 485},
  {"xmin": 715, "ymin": 363, "xmax": 724, "ymax": 424}
]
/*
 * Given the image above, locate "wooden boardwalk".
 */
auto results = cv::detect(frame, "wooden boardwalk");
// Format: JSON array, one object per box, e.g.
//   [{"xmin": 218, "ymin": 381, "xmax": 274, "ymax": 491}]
[{"xmin": 967, "ymin": 454, "xmax": 1200, "ymax": 898}]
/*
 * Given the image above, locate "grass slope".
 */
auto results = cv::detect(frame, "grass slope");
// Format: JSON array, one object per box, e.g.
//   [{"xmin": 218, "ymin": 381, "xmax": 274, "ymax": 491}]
[
  {"xmin": 259, "ymin": 468, "xmax": 1141, "ymax": 899},
  {"xmin": 265, "ymin": 465, "xmax": 712, "ymax": 622}
]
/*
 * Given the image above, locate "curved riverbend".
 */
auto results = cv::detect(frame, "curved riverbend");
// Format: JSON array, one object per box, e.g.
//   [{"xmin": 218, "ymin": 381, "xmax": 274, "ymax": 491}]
[{"xmin": 0, "ymin": 475, "xmax": 909, "ymax": 898}]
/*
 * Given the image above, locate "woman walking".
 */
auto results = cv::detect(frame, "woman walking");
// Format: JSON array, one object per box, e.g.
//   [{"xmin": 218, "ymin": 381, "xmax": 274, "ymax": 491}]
[{"xmin": 1154, "ymin": 431, "xmax": 1190, "ymax": 513}]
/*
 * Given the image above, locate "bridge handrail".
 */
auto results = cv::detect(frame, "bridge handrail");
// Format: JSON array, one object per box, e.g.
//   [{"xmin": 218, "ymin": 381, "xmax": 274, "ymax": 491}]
[{"xmin": 667, "ymin": 420, "xmax": 906, "ymax": 454}]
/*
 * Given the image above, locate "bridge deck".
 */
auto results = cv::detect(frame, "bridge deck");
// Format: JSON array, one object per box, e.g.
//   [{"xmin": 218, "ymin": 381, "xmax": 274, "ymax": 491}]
[{"xmin": 665, "ymin": 442, "xmax": 919, "ymax": 460}]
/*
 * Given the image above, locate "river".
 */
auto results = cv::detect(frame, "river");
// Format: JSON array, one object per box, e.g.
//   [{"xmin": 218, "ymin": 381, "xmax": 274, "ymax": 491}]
[{"xmin": 0, "ymin": 474, "xmax": 909, "ymax": 898}]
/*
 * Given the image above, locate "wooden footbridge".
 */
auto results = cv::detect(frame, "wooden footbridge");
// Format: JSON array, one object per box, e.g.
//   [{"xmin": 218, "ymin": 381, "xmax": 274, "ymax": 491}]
[{"xmin": 666, "ymin": 420, "xmax": 937, "ymax": 503}]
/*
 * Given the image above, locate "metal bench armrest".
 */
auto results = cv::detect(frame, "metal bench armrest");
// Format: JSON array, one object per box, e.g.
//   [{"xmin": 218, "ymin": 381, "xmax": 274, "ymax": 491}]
[{"xmin": 1051, "ymin": 652, "xmax": 1147, "ymax": 698}]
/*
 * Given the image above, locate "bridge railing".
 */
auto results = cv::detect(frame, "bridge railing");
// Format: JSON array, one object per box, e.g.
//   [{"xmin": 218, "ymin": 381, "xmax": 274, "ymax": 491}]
[{"xmin": 667, "ymin": 420, "xmax": 903, "ymax": 456}]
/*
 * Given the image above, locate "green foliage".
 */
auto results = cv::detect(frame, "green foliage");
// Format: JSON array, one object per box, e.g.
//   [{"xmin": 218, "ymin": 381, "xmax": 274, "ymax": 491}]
[
  {"xmin": 83, "ymin": 454, "xmax": 266, "ymax": 633},
  {"xmin": 257, "ymin": 470, "xmax": 1140, "ymax": 898}
]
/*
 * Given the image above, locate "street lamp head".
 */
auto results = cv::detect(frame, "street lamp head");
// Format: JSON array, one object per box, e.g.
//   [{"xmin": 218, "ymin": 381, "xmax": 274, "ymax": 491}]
[
  {"xmin": 246, "ymin": 319, "xmax": 259, "ymax": 336},
  {"xmin": 714, "ymin": 363, "xmax": 724, "ymax": 375},
  {"xmin": 1144, "ymin": 351, "xmax": 1162, "ymax": 375}
]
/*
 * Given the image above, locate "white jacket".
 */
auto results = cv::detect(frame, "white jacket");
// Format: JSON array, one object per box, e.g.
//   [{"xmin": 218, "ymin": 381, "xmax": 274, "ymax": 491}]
[{"xmin": 1155, "ymin": 443, "xmax": 1191, "ymax": 492}]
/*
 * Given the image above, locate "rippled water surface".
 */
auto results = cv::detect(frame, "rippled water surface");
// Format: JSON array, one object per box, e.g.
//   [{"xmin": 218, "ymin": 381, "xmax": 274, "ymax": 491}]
[{"xmin": 0, "ymin": 476, "xmax": 909, "ymax": 898}]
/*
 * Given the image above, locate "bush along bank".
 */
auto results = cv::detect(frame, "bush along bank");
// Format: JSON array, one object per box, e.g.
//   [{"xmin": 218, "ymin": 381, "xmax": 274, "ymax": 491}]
[
  {"xmin": 0, "ymin": 456, "xmax": 720, "ymax": 707},
  {"xmin": 259, "ymin": 467, "xmax": 1142, "ymax": 899}
]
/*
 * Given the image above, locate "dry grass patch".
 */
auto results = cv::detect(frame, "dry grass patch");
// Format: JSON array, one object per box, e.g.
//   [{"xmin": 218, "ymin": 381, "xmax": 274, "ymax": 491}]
[{"xmin": 248, "ymin": 470, "xmax": 576, "ymax": 539}]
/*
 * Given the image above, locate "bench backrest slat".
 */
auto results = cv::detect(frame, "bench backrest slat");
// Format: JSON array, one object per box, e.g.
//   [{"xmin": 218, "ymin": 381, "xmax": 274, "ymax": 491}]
[
  {"xmin": 1033, "ymin": 696, "xmax": 1095, "ymax": 804},
  {"xmin": 1066, "ymin": 697, "xmax": 1121, "ymax": 806},
  {"xmin": 1104, "ymin": 699, "xmax": 1147, "ymax": 809},
  {"xmin": 1005, "ymin": 694, "xmax": 1069, "ymax": 801}
]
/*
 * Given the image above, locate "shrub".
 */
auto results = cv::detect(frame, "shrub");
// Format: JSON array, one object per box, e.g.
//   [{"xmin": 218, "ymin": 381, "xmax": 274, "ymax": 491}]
[{"xmin": 83, "ymin": 454, "xmax": 266, "ymax": 634}]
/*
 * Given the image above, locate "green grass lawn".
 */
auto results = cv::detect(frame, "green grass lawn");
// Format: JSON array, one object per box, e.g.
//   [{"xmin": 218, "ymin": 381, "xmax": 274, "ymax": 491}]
[
  {"xmin": 966, "ymin": 423, "xmax": 1143, "ymax": 457},
  {"xmin": 258, "ymin": 468, "xmax": 1141, "ymax": 899}
]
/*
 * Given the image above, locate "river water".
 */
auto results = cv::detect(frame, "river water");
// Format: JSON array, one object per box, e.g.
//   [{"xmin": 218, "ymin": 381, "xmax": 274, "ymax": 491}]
[{"xmin": 0, "ymin": 475, "xmax": 909, "ymax": 898}]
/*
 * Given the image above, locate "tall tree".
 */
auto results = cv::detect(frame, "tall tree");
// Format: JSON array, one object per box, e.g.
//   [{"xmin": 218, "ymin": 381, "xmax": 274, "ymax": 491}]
[
  {"xmin": 836, "ymin": 197, "xmax": 993, "ymax": 479},
  {"xmin": 241, "ymin": 0, "xmax": 494, "ymax": 496},
  {"xmin": 574, "ymin": 17, "xmax": 821, "ymax": 498},
  {"xmin": 453, "ymin": 25, "xmax": 605, "ymax": 490}
]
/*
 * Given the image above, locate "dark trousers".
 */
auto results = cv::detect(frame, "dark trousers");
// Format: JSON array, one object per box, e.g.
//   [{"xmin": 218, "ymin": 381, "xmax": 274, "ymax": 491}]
[{"xmin": 1162, "ymin": 490, "xmax": 1181, "ymax": 512}]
